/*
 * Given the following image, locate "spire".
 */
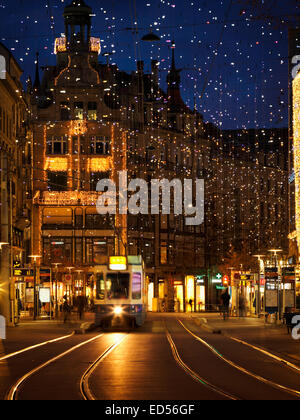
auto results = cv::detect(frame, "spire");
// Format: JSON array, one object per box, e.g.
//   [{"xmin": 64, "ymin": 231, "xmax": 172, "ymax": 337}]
[
  {"xmin": 167, "ymin": 41, "xmax": 181, "ymax": 91},
  {"xmin": 33, "ymin": 52, "xmax": 40, "ymax": 90},
  {"xmin": 171, "ymin": 43, "xmax": 176, "ymax": 71},
  {"xmin": 167, "ymin": 41, "xmax": 189, "ymax": 114}
]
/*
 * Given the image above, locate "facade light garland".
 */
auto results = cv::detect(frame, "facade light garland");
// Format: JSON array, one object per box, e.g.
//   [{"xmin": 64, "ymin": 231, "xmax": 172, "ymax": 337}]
[{"xmin": 293, "ymin": 72, "xmax": 300, "ymax": 252}]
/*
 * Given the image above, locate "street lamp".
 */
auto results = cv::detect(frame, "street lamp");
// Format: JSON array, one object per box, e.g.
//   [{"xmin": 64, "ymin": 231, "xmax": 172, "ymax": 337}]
[
  {"xmin": 269, "ymin": 249, "xmax": 283, "ymax": 322},
  {"xmin": 51, "ymin": 263, "xmax": 62, "ymax": 319},
  {"xmin": 253, "ymin": 255, "xmax": 265, "ymax": 316},
  {"xmin": 29, "ymin": 255, "xmax": 42, "ymax": 320}
]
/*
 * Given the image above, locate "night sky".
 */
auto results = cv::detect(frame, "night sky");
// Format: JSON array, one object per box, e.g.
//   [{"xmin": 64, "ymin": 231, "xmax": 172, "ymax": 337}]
[{"xmin": 0, "ymin": 0, "xmax": 299, "ymax": 129}]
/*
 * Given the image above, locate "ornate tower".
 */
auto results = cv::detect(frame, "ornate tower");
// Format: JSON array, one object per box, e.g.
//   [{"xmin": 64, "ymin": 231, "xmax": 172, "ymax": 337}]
[
  {"xmin": 54, "ymin": 0, "xmax": 100, "ymax": 86},
  {"xmin": 63, "ymin": 0, "xmax": 92, "ymax": 52}
]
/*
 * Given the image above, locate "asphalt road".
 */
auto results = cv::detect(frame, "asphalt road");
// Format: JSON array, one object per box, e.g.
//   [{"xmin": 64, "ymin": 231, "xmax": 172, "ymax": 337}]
[{"xmin": 1, "ymin": 314, "xmax": 300, "ymax": 401}]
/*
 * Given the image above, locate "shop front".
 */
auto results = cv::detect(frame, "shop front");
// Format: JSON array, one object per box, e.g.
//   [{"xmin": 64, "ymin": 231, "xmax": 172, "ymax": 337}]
[
  {"xmin": 174, "ymin": 280, "xmax": 184, "ymax": 313},
  {"xmin": 185, "ymin": 275, "xmax": 206, "ymax": 313}
]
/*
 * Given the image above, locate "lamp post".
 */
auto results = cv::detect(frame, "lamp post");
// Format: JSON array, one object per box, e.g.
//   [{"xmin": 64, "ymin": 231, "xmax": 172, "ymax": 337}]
[
  {"xmin": 269, "ymin": 249, "xmax": 283, "ymax": 322},
  {"xmin": 51, "ymin": 263, "xmax": 62, "ymax": 319},
  {"xmin": 253, "ymin": 255, "xmax": 265, "ymax": 316},
  {"xmin": 29, "ymin": 255, "xmax": 42, "ymax": 321}
]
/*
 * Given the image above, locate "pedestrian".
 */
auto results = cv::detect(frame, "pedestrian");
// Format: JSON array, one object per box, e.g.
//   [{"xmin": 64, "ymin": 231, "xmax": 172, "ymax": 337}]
[
  {"xmin": 62, "ymin": 296, "xmax": 71, "ymax": 324},
  {"xmin": 220, "ymin": 288, "xmax": 230, "ymax": 320},
  {"xmin": 189, "ymin": 299, "xmax": 193, "ymax": 312},
  {"xmin": 77, "ymin": 295, "xmax": 85, "ymax": 320},
  {"xmin": 239, "ymin": 294, "xmax": 246, "ymax": 318}
]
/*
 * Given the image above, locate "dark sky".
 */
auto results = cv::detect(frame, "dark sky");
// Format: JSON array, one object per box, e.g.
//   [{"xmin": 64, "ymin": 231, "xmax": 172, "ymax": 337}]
[{"xmin": 0, "ymin": 0, "xmax": 299, "ymax": 129}]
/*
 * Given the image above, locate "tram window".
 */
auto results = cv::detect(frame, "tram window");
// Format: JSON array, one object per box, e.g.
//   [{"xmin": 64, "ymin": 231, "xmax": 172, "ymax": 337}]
[
  {"xmin": 96, "ymin": 273, "xmax": 105, "ymax": 300},
  {"xmin": 132, "ymin": 272, "xmax": 142, "ymax": 300},
  {"xmin": 106, "ymin": 273, "xmax": 129, "ymax": 300}
]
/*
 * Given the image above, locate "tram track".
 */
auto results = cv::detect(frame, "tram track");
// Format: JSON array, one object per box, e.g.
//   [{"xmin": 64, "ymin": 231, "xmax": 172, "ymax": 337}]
[
  {"xmin": 6, "ymin": 333, "xmax": 105, "ymax": 400},
  {"xmin": 177, "ymin": 319, "xmax": 300, "ymax": 399},
  {"xmin": 80, "ymin": 333, "xmax": 129, "ymax": 400},
  {"xmin": 164, "ymin": 321, "xmax": 239, "ymax": 400}
]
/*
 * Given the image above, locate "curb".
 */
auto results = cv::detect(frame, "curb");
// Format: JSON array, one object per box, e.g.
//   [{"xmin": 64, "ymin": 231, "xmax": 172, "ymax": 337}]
[{"xmin": 193, "ymin": 317, "xmax": 222, "ymax": 334}]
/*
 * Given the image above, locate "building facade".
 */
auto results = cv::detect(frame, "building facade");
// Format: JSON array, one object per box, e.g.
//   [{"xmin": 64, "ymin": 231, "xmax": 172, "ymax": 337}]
[
  {"xmin": 0, "ymin": 43, "xmax": 32, "ymax": 325},
  {"xmin": 29, "ymin": 0, "xmax": 289, "ymax": 315}
]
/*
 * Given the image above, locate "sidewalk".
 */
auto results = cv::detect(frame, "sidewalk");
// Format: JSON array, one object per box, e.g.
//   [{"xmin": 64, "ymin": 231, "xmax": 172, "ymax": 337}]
[
  {"xmin": 0, "ymin": 312, "xmax": 97, "ymax": 359},
  {"xmin": 191, "ymin": 313, "xmax": 300, "ymax": 366}
]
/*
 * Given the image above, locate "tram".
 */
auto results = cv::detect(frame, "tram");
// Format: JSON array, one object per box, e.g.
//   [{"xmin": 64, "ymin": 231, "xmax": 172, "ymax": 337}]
[{"xmin": 93, "ymin": 256, "xmax": 147, "ymax": 328}]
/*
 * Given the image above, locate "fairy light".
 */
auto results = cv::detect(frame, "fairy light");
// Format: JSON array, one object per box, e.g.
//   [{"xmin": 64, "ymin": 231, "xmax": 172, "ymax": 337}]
[
  {"xmin": 293, "ymin": 72, "xmax": 300, "ymax": 251},
  {"xmin": 45, "ymin": 157, "xmax": 68, "ymax": 172}
]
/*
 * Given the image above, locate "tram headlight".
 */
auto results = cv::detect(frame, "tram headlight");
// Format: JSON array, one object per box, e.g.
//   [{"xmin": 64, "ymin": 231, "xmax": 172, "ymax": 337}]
[{"xmin": 114, "ymin": 306, "xmax": 123, "ymax": 316}]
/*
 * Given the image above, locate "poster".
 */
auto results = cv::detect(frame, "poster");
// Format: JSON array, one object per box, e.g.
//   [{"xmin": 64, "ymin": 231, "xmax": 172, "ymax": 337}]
[
  {"xmin": 285, "ymin": 290, "xmax": 295, "ymax": 308},
  {"xmin": 265, "ymin": 290, "xmax": 278, "ymax": 308},
  {"xmin": 39, "ymin": 288, "xmax": 51, "ymax": 303},
  {"xmin": 25, "ymin": 288, "xmax": 34, "ymax": 303}
]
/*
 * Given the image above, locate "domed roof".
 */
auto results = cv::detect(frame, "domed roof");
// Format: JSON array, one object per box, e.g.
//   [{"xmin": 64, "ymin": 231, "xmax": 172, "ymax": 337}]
[{"xmin": 64, "ymin": 0, "xmax": 92, "ymax": 17}]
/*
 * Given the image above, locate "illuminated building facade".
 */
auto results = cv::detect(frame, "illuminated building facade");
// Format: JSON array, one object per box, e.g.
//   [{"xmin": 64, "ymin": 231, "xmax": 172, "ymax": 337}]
[
  {"xmin": 0, "ymin": 43, "xmax": 32, "ymax": 324},
  {"xmin": 30, "ymin": 0, "xmax": 289, "ymax": 312},
  {"xmin": 293, "ymin": 72, "xmax": 300, "ymax": 299},
  {"xmin": 288, "ymin": 28, "xmax": 300, "ymax": 266}
]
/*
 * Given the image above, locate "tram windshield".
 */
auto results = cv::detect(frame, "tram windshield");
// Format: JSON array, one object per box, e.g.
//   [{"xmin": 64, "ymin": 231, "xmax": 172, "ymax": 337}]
[{"xmin": 106, "ymin": 273, "xmax": 130, "ymax": 300}]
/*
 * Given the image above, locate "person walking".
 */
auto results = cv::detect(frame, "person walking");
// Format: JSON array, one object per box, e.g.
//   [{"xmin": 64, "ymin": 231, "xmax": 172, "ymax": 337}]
[
  {"xmin": 220, "ymin": 288, "xmax": 230, "ymax": 320},
  {"xmin": 239, "ymin": 294, "xmax": 246, "ymax": 318},
  {"xmin": 77, "ymin": 295, "xmax": 85, "ymax": 321},
  {"xmin": 62, "ymin": 296, "xmax": 71, "ymax": 324}
]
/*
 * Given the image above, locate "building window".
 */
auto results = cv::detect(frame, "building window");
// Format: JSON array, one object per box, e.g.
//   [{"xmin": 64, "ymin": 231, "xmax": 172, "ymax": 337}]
[
  {"xmin": 90, "ymin": 136, "xmax": 110, "ymax": 155},
  {"xmin": 90, "ymin": 171, "xmax": 110, "ymax": 191},
  {"xmin": 43, "ymin": 208, "xmax": 72, "ymax": 228},
  {"xmin": 85, "ymin": 209, "xmax": 114, "ymax": 230},
  {"xmin": 160, "ymin": 215, "xmax": 168, "ymax": 230},
  {"xmin": 74, "ymin": 102, "xmax": 84, "ymax": 120},
  {"xmin": 60, "ymin": 102, "xmax": 71, "ymax": 121},
  {"xmin": 43, "ymin": 238, "xmax": 72, "ymax": 265},
  {"xmin": 47, "ymin": 136, "xmax": 68, "ymax": 155},
  {"xmin": 72, "ymin": 136, "xmax": 79, "ymax": 154},
  {"xmin": 160, "ymin": 242, "xmax": 168, "ymax": 265},
  {"xmin": 86, "ymin": 237, "xmax": 115, "ymax": 264},
  {"xmin": 75, "ymin": 208, "xmax": 83, "ymax": 228},
  {"xmin": 88, "ymin": 102, "xmax": 97, "ymax": 120},
  {"xmin": 47, "ymin": 171, "xmax": 68, "ymax": 191},
  {"xmin": 80, "ymin": 136, "xmax": 87, "ymax": 154},
  {"xmin": 142, "ymin": 240, "xmax": 154, "ymax": 266},
  {"xmin": 75, "ymin": 238, "xmax": 83, "ymax": 264}
]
